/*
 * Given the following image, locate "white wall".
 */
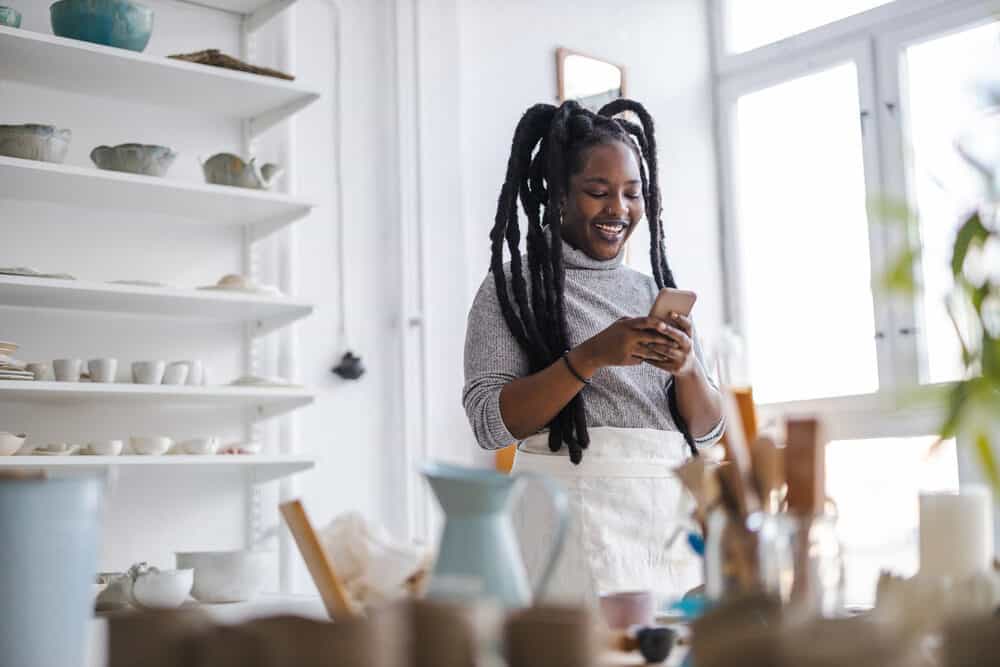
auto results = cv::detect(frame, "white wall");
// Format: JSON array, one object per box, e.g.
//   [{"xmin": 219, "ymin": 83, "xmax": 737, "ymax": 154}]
[{"xmin": 452, "ymin": 0, "xmax": 724, "ymax": 464}]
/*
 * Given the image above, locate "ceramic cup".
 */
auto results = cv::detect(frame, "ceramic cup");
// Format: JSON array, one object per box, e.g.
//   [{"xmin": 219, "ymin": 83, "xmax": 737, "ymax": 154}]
[
  {"xmin": 25, "ymin": 362, "xmax": 52, "ymax": 382},
  {"xmin": 180, "ymin": 360, "xmax": 204, "ymax": 386},
  {"xmin": 131, "ymin": 361, "xmax": 165, "ymax": 385},
  {"xmin": 86, "ymin": 440, "xmax": 123, "ymax": 456},
  {"xmin": 53, "ymin": 359, "xmax": 82, "ymax": 382},
  {"xmin": 162, "ymin": 362, "xmax": 189, "ymax": 386},
  {"xmin": 598, "ymin": 590, "xmax": 655, "ymax": 630},
  {"xmin": 87, "ymin": 358, "xmax": 117, "ymax": 383}
]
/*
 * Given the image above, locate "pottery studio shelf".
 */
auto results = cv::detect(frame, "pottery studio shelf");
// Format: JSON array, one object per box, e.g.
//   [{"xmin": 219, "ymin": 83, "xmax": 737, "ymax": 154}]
[
  {"xmin": 0, "ymin": 26, "xmax": 320, "ymax": 136},
  {"xmin": 0, "ymin": 381, "xmax": 314, "ymax": 418},
  {"xmin": 0, "ymin": 156, "xmax": 314, "ymax": 237},
  {"xmin": 0, "ymin": 455, "xmax": 315, "ymax": 483},
  {"xmin": 0, "ymin": 275, "xmax": 313, "ymax": 332}
]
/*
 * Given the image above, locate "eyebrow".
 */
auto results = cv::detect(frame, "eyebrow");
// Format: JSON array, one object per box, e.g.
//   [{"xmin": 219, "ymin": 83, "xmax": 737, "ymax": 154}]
[{"xmin": 582, "ymin": 177, "xmax": 641, "ymax": 185}]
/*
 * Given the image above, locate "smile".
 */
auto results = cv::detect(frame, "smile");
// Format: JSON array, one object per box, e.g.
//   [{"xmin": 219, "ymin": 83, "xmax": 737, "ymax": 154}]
[{"xmin": 593, "ymin": 221, "xmax": 628, "ymax": 241}]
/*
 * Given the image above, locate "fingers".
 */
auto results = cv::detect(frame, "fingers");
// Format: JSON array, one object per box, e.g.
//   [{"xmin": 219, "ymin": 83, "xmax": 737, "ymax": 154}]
[
  {"xmin": 658, "ymin": 325, "xmax": 692, "ymax": 353},
  {"xmin": 666, "ymin": 312, "xmax": 693, "ymax": 335}
]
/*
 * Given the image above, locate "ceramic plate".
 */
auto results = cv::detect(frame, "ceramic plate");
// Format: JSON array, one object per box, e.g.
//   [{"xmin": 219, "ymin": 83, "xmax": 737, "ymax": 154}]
[
  {"xmin": 0, "ymin": 267, "xmax": 75, "ymax": 280},
  {"xmin": 31, "ymin": 445, "xmax": 81, "ymax": 456}
]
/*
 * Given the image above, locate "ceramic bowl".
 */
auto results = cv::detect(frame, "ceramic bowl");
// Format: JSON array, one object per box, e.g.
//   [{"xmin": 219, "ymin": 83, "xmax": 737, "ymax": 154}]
[
  {"xmin": 0, "ymin": 6, "xmax": 22, "ymax": 27},
  {"xmin": 201, "ymin": 153, "xmax": 282, "ymax": 190},
  {"xmin": 598, "ymin": 590, "xmax": 655, "ymax": 630},
  {"xmin": 0, "ymin": 125, "xmax": 71, "ymax": 163},
  {"xmin": 129, "ymin": 568, "xmax": 193, "ymax": 609},
  {"xmin": 162, "ymin": 362, "xmax": 189, "ymax": 386},
  {"xmin": 85, "ymin": 439, "xmax": 123, "ymax": 456},
  {"xmin": 90, "ymin": 143, "xmax": 176, "ymax": 177},
  {"xmin": 179, "ymin": 437, "xmax": 219, "ymax": 456},
  {"xmin": 0, "ymin": 432, "xmax": 26, "ymax": 456},
  {"xmin": 175, "ymin": 550, "xmax": 267, "ymax": 603},
  {"xmin": 50, "ymin": 0, "xmax": 153, "ymax": 52},
  {"xmin": 130, "ymin": 435, "xmax": 171, "ymax": 456}
]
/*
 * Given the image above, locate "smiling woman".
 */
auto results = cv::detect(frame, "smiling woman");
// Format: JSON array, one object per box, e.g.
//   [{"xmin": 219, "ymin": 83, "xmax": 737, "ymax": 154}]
[{"xmin": 461, "ymin": 99, "xmax": 725, "ymax": 605}]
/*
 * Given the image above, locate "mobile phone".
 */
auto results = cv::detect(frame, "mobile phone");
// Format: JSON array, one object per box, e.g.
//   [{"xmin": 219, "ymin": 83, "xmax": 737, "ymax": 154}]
[{"xmin": 649, "ymin": 288, "xmax": 697, "ymax": 320}]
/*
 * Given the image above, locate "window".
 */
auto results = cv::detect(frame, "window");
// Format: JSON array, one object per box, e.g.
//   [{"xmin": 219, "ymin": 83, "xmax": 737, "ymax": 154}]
[
  {"xmin": 723, "ymin": 0, "xmax": 895, "ymax": 54},
  {"xmin": 827, "ymin": 436, "xmax": 958, "ymax": 606},
  {"xmin": 732, "ymin": 63, "xmax": 880, "ymax": 403},
  {"xmin": 902, "ymin": 21, "xmax": 1000, "ymax": 384}
]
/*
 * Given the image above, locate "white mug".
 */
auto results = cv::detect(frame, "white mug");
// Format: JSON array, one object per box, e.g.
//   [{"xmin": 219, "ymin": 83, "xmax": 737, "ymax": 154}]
[
  {"xmin": 53, "ymin": 359, "xmax": 82, "ymax": 382},
  {"xmin": 180, "ymin": 360, "xmax": 204, "ymax": 386},
  {"xmin": 87, "ymin": 358, "xmax": 117, "ymax": 384},
  {"xmin": 25, "ymin": 363, "xmax": 52, "ymax": 382},
  {"xmin": 131, "ymin": 361, "xmax": 165, "ymax": 385},
  {"xmin": 162, "ymin": 362, "xmax": 189, "ymax": 386}
]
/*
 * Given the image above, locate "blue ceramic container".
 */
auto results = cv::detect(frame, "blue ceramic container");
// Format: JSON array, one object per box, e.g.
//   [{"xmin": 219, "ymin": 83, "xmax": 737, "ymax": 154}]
[
  {"xmin": 0, "ymin": 6, "xmax": 21, "ymax": 27},
  {"xmin": 50, "ymin": 0, "xmax": 153, "ymax": 52}
]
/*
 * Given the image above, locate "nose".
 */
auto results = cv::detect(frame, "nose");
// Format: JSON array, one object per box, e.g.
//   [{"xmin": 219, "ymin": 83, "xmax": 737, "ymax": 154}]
[{"xmin": 605, "ymin": 194, "xmax": 628, "ymax": 218}]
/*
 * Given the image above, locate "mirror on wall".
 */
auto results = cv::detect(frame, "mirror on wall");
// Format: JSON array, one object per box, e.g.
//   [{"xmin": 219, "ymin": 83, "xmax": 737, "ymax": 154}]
[{"xmin": 556, "ymin": 47, "xmax": 626, "ymax": 110}]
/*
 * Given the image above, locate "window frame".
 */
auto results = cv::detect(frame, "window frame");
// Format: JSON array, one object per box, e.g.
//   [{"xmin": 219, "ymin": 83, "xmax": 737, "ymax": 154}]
[{"xmin": 710, "ymin": 0, "xmax": 1000, "ymax": 435}]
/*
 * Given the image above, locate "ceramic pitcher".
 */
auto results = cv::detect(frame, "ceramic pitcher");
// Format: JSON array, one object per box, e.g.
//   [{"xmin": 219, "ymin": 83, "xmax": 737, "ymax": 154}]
[{"xmin": 422, "ymin": 462, "xmax": 568, "ymax": 607}]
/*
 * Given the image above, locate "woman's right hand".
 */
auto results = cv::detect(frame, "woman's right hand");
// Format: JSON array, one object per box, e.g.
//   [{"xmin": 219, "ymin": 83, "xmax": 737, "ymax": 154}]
[{"xmin": 569, "ymin": 317, "xmax": 674, "ymax": 375}]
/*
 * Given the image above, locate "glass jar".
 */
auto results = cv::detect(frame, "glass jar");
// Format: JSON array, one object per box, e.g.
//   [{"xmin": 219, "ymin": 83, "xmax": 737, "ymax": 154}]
[{"xmin": 704, "ymin": 508, "xmax": 764, "ymax": 601}]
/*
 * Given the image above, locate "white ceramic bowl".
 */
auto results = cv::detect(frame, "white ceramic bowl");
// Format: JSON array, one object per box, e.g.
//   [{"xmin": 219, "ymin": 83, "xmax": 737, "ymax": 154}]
[
  {"xmin": 130, "ymin": 435, "xmax": 172, "ymax": 456},
  {"xmin": 85, "ymin": 439, "xmax": 123, "ymax": 456},
  {"xmin": 129, "ymin": 569, "xmax": 193, "ymax": 609},
  {"xmin": 0, "ymin": 124, "xmax": 71, "ymax": 163},
  {"xmin": 175, "ymin": 550, "xmax": 267, "ymax": 603},
  {"xmin": 0, "ymin": 432, "xmax": 26, "ymax": 456},
  {"xmin": 179, "ymin": 437, "xmax": 219, "ymax": 456}
]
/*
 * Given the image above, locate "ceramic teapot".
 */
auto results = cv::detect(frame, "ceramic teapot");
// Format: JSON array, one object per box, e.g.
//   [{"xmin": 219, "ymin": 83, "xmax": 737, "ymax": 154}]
[{"xmin": 200, "ymin": 153, "xmax": 283, "ymax": 190}]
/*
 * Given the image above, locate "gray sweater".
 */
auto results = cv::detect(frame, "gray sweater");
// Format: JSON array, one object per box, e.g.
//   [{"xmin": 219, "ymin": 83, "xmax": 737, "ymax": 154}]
[{"xmin": 462, "ymin": 240, "xmax": 725, "ymax": 451}]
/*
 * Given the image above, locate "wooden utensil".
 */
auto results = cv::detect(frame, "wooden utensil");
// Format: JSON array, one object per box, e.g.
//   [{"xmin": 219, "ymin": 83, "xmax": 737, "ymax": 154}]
[
  {"xmin": 279, "ymin": 499, "xmax": 359, "ymax": 621},
  {"xmin": 749, "ymin": 435, "xmax": 783, "ymax": 514},
  {"xmin": 784, "ymin": 417, "xmax": 825, "ymax": 516}
]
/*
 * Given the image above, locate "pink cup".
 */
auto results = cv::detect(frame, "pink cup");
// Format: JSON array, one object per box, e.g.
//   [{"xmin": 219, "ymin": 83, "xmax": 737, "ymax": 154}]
[{"xmin": 598, "ymin": 590, "xmax": 655, "ymax": 630}]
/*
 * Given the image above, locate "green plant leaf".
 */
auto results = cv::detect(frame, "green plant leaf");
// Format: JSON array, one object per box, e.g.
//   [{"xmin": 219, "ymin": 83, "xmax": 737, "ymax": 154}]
[
  {"xmin": 938, "ymin": 380, "xmax": 970, "ymax": 442},
  {"xmin": 973, "ymin": 432, "xmax": 1000, "ymax": 494},
  {"xmin": 983, "ymin": 333, "xmax": 1000, "ymax": 380},
  {"xmin": 951, "ymin": 212, "xmax": 989, "ymax": 278}
]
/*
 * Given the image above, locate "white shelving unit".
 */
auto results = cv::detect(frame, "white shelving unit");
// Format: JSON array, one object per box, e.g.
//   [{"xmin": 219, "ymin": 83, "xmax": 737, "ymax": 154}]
[
  {"xmin": 0, "ymin": 274, "xmax": 313, "ymax": 331},
  {"xmin": 0, "ymin": 455, "xmax": 314, "ymax": 483},
  {"xmin": 0, "ymin": 0, "xmax": 321, "ymax": 596},
  {"xmin": 0, "ymin": 156, "xmax": 314, "ymax": 238},
  {"xmin": 0, "ymin": 381, "xmax": 313, "ymax": 417}
]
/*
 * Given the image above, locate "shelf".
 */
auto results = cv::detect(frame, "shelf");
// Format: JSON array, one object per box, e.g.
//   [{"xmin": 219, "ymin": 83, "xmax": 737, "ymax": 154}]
[
  {"xmin": 0, "ymin": 455, "xmax": 314, "ymax": 483},
  {"xmin": 0, "ymin": 156, "xmax": 313, "ymax": 236},
  {"xmin": 0, "ymin": 381, "xmax": 313, "ymax": 418},
  {"xmin": 0, "ymin": 26, "xmax": 320, "ymax": 135},
  {"xmin": 0, "ymin": 275, "xmax": 313, "ymax": 331}
]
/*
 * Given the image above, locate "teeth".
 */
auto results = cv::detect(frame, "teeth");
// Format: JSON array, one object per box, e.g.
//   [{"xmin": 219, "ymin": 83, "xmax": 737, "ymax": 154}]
[{"xmin": 596, "ymin": 223, "xmax": 625, "ymax": 233}]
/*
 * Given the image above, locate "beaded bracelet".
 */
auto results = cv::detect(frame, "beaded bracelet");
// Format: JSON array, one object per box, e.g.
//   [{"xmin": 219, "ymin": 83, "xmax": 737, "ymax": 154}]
[{"xmin": 562, "ymin": 350, "xmax": 592, "ymax": 385}]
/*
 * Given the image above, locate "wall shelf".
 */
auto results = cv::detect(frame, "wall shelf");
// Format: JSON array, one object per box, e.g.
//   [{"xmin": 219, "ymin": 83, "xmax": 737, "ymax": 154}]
[
  {"xmin": 0, "ymin": 454, "xmax": 314, "ymax": 483},
  {"xmin": 0, "ymin": 381, "xmax": 314, "ymax": 417},
  {"xmin": 0, "ymin": 26, "xmax": 320, "ymax": 131},
  {"xmin": 0, "ymin": 275, "xmax": 313, "ymax": 331},
  {"xmin": 0, "ymin": 156, "xmax": 313, "ymax": 237}
]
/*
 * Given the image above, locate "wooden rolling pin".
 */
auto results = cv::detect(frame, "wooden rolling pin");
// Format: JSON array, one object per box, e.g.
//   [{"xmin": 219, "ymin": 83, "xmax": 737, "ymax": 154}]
[{"xmin": 279, "ymin": 499, "xmax": 359, "ymax": 621}]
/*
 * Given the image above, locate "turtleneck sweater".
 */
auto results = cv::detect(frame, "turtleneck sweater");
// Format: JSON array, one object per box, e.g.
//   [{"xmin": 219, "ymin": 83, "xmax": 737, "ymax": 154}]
[{"xmin": 462, "ymin": 240, "xmax": 725, "ymax": 451}]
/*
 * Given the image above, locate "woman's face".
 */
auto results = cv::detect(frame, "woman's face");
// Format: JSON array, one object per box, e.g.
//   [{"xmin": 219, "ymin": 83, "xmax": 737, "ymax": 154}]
[{"xmin": 560, "ymin": 140, "xmax": 644, "ymax": 261}]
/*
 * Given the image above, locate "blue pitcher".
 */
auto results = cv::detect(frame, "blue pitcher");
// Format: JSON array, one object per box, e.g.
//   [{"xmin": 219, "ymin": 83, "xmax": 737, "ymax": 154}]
[{"xmin": 422, "ymin": 462, "xmax": 568, "ymax": 607}]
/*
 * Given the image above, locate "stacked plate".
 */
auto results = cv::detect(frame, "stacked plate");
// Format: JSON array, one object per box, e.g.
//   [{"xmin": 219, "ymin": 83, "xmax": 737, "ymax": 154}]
[{"xmin": 0, "ymin": 341, "xmax": 31, "ymax": 381}]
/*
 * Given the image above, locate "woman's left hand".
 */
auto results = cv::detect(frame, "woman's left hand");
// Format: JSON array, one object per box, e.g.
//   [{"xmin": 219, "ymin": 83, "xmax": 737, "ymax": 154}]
[{"xmin": 642, "ymin": 313, "xmax": 697, "ymax": 377}]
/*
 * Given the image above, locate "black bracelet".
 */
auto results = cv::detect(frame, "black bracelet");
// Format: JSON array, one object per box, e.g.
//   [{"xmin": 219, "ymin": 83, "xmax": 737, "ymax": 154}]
[{"xmin": 562, "ymin": 350, "xmax": 592, "ymax": 385}]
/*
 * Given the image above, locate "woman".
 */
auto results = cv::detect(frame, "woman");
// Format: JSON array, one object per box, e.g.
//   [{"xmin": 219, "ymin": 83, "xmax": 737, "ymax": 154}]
[{"xmin": 462, "ymin": 99, "xmax": 724, "ymax": 603}]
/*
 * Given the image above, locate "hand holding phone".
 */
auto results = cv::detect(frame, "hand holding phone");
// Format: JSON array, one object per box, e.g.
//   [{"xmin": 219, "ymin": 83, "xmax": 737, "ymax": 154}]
[{"xmin": 649, "ymin": 288, "xmax": 697, "ymax": 321}]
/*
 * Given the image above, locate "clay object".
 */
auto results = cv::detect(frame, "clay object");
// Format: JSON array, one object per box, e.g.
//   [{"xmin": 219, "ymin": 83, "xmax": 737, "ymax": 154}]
[
  {"xmin": 332, "ymin": 351, "xmax": 365, "ymax": 380},
  {"xmin": 201, "ymin": 153, "xmax": 282, "ymax": 190},
  {"xmin": 50, "ymin": 0, "xmax": 154, "ymax": 52},
  {"xmin": 0, "ymin": 125, "xmax": 71, "ymax": 163},
  {"xmin": 90, "ymin": 143, "xmax": 176, "ymax": 177},
  {"xmin": 0, "ymin": 6, "xmax": 22, "ymax": 27},
  {"xmin": 0, "ymin": 432, "xmax": 26, "ymax": 456}
]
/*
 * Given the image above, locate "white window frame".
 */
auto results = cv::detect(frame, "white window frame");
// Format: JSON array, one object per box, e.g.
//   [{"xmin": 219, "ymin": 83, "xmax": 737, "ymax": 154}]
[{"xmin": 710, "ymin": 0, "xmax": 1000, "ymax": 439}]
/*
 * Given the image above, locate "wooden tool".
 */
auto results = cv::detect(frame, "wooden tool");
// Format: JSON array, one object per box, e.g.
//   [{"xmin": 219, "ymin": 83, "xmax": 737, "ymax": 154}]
[
  {"xmin": 784, "ymin": 417, "xmax": 826, "ymax": 516},
  {"xmin": 279, "ymin": 499, "xmax": 359, "ymax": 621},
  {"xmin": 749, "ymin": 435, "xmax": 783, "ymax": 514},
  {"xmin": 718, "ymin": 389, "xmax": 760, "ymax": 514}
]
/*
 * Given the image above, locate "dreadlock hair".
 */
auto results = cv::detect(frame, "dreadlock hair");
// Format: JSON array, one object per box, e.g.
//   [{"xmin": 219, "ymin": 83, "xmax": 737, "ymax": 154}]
[{"xmin": 489, "ymin": 98, "xmax": 697, "ymax": 464}]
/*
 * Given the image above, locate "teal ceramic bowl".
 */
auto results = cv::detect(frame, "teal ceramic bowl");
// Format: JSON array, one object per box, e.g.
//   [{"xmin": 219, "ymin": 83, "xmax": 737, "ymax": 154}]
[
  {"xmin": 50, "ymin": 0, "xmax": 153, "ymax": 52},
  {"xmin": 0, "ymin": 6, "xmax": 22, "ymax": 28}
]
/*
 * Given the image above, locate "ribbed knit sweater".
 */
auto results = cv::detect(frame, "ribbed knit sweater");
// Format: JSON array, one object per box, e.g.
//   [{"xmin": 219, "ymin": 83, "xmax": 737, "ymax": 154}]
[{"xmin": 462, "ymin": 240, "xmax": 725, "ymax": 451}]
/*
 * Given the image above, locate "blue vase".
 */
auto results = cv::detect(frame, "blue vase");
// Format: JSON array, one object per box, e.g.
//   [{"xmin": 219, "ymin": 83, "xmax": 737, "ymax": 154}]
[
  {"xmin": 422, "ymin": 462, "xmax": 568, "ymax": 607},
  {"xmin": 0, "ymin": 6, "xmax": 22, "ymax": 28},
  {"xmin": 0, "ymin": 475, "xmax": 104, "ymax": 667},
  {"xmin": 50, "ymin": 0, "xmax": 154, "ymax": 52}
]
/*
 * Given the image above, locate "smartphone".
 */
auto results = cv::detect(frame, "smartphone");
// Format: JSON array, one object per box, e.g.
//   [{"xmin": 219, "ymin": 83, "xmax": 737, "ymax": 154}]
[{"xmin": 649, "ymin": 288, "xmax": 697, "ymax": 320}]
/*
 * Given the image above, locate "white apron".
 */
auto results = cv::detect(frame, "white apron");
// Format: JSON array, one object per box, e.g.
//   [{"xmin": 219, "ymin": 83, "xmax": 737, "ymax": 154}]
[{"xmin": 510, "ymin": 427, "xmax": 701, "ymax": 606}]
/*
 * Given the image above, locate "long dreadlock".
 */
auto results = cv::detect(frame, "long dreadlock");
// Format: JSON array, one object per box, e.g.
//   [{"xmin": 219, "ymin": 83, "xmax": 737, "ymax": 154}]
[{"xmin": 490, "ymin": 98, "xmax": 696, "ymax": 464}]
